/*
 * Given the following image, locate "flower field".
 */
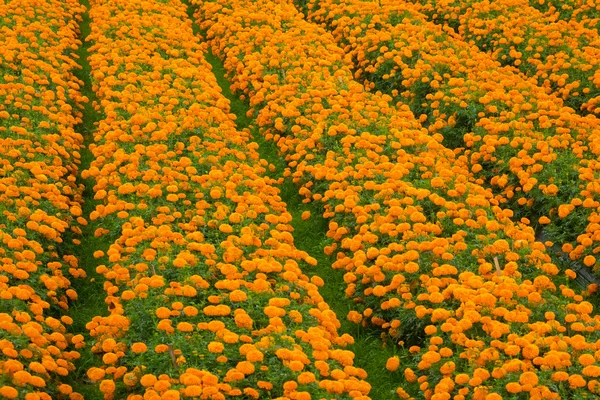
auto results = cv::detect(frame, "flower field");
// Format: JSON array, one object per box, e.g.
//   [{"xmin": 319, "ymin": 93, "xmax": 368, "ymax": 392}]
[{"xmin": 2, "ymin": 0, "xmax": 600, "ymax": 398}]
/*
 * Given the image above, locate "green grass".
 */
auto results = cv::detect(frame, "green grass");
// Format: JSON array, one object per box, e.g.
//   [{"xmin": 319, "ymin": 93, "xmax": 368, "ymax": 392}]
[
  {"xmin": 185, "ymin": 2, "xmax": 403, "ymax": 397},
  {"xmin": 65, "ymin": 2, "xmax": 109, "ymax": 398}
]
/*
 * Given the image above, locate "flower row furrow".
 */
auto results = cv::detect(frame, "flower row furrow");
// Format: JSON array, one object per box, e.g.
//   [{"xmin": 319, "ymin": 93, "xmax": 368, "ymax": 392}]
[
  {"xmin": 0, "ymin": 0, "xmax": 87, "ymax": 397},
  {"xmin": 82, "ymin": 0, "xmax": 371, "ymax": 398},
  {"xmin": 298, "ymin": 0, "xmax": 600, "ymax": 287},
  {"xmin": 194, "ymin": 0, "xmax": 600, "ymax": 397},
  {"xmin": 413, "ymin": 0, "xmax": 600, "ymax": 115}
]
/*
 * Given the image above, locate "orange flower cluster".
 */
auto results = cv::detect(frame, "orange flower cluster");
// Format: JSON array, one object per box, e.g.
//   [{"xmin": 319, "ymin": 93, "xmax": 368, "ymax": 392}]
[
  {"xmin": 300, "ymin": 0, "xmax": 600, "ymax": 282},
  {"xmin": 82, "ymin": 0, "xmax": 370, "ymax": 398},
  {"xmin": 415, "ymin": 0, "xmax": 600, "ymax": 115},
  {"xmin": 0, "ymin": 0, "xmax": 87, "ymax": 397},
  {"xmin": 196, "ymin": 0, "xmax": 600, "ymax": 397},
  {"xmin": 531, "ymin": 0, "xmax": 600, "ymax": 30}
]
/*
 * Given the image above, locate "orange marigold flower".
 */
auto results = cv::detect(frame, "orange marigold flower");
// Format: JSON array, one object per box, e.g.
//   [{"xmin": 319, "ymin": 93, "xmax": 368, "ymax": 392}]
[
  {"xmin": 237, "ymin": 361, "xmax": 256, "ymax": 375},
  {"xmin": 131, "ymin": 343, "xmax": 147, "ymax": 353},
  {"xmin": 208, "ymin": 342, "xmax": 224, "ymax": 353},
  {"xmin": 87, "ymin": 367, "xmax": 106, "ymax": 382},
  {"xmin": 584, "ymin": 255, "xmax": 596, "ymax": 267},
  {"xmin": 155, "ymin": 307, "xmax": 171, "ymax": 319},
  {"xmin": 155, "ymin": 344, "xmax": 169, "ymax": 353},
  {"xmin": 246, "ymin": 350, "xmax": 264, "ymax": 362},
  {"xmin": 583, "ymin": 365, "xmax": 600, "ymax": 378},
  {"xmin": 455, "ymin": 374, "xmax": 470, "ymax": 385},
  {"xmin": 519, "ymin": 371, "xmax": 538, "ymax": 386},
  {"xmin": 386, "ymin": 356, "xmax": 400, "ymax": 372},
  {"xmin": 99, "ymin": 380, "xmax": 116, "ymax": 394},
  {"xmin": 0, "ymin": 386, "xmax": 18, "ymax": 399},
  {"xmin": 288, "ymin": 360, "xmax": 304, "ymax": 372},
  {"xmin": 569, "ymin": 374, "xmax": 587, "ymax": 388},
  {"xmin": 140, "ymin": 374, "xmax": 157, "ymax": 387},
  {"xmin": 229, "ymin": 290, "xmax": 248, "ymax": 302},
  {"xmin": 551, "ymin": 371, "xmax": 569, "ymax": 381},
  {"xmin": 177, "ymin": 322, "xmax": 194, "ymax": 332},
  {"xmin": 424, "ymin": 325, "xmax": 437, "ymax": 335},
  {"xmin": 506, "ymin": 382, "xmax": 522, "ymax": 393},
  {"xmin": 297, "ymin": 373, "xmax": 315, "ymax": 385},
  {"xmin": 162, "ymin": 390, "xmax": 180, "ymax": 400},
  {"xmin": 102, "ymin": 353, "xmax": 119, "ymax": 365}
]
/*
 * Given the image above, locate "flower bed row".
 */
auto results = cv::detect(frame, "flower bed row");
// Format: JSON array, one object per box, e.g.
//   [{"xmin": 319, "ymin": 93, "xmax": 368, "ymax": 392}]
[
  {"xmin": 0, "ymin": 0, "xmax": 87, "ymax": 398},
  {"xmin": 298, "ymin": 0, "xmax": 600, "ymax": 283},
  {"xmin": 194, "ymin": 0, "xmax": 600, "ymax": 397},
  {"xmin": 82, "ymin": 0, "xmax": 371, "ymax": 398},
  {"xmin": 530, "ymin": 0, "xmax": 600, "ymax": 32},
  {"xmin": 413, "ymin": 0, "xmax": 600, "ymax": 115}
]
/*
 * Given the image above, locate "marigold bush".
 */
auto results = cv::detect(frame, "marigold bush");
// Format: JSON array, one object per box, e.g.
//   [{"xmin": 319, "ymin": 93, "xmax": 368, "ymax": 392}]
[
  {"xmin": 0, "ymin": 0, "xmax": 87, "ymax": 397},
  {"xmin": 83, "ymin": 0, "xmax": 370, "ymax": 398}
]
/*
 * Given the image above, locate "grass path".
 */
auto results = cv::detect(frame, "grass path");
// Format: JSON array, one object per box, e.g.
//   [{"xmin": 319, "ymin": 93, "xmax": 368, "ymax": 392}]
[
  {"xmin": 65, "ymin": 1, "xmax": 109, "ymax": 397},
  {"xmin": 185, "ymin": 3, "xmax": 403, "ymax": 398}
]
